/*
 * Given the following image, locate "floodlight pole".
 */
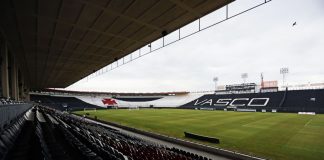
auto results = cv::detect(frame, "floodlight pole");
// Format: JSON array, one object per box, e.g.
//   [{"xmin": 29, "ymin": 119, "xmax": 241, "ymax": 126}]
[
  {"xmin": 280, "ymin": 67, "xmax": 289, "ymax": 87},
  {"xmin": 241, "ymin": 73, "xmax": 248, "ymax": 84},
  {"xmin": 260, "ymin": 72, "xmax": 264, "ymax": 88},
  {"xmin": 213, "ymin": 77, "xmax": 218, "ymax": 91}
]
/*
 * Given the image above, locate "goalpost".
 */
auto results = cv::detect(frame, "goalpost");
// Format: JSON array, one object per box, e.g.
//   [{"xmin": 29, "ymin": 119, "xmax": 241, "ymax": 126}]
[
  {"xmin": 128, "ymin": 106, "xmax": 140, "ymax": 111},
  {"xmin": 83, "ymin": 108, "xmax": 97, "ymax": 112}
]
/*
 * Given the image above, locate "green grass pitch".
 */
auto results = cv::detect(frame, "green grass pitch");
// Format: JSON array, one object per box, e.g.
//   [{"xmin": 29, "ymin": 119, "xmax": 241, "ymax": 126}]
[{"xmin": 74, "ymin": 109, "xmax": 324, "ymax": 160}]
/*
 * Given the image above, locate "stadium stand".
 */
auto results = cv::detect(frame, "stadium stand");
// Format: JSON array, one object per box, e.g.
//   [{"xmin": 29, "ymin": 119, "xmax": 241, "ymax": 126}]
[
  {"xmin": 0, "ymin": 99, "xmax": 32, "ymax": 130},
  {"xmin": 279, "ymin": 89, "xmax": 324, "ymax": 113},
  {"xmin": 31, "ymin": 88, "xmax": 324, "ymax": 113},
  {"xmin": 1, "ymin": 105, "xmax": 213, "ymax": 160},
  {"xmin": 181, "ymin": 89, "xmax": 324, "ymax": 113},
  {"xmin": 30, "ymin": 95, "xmax": 100, "ymax": 111},
  {"xmin": 0, "ymin": 98, "xmax": 25, "ymax": 105}
]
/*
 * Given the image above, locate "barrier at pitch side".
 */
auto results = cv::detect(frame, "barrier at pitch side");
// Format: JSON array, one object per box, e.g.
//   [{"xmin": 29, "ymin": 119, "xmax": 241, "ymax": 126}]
[{"xmin": 184, "ymin": 132, "xmax": 220, "ymax": 144}]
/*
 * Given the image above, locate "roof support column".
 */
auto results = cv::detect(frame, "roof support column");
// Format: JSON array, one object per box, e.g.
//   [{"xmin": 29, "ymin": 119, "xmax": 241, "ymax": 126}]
[
  {"xmin": 1, "ymin": 40, "xmax": 9, "ymax": 98},
  {"xmin": 19, "ymin": 72, "xmax": 24, "ymax": 100},
  {"xmin": 24, "ymin": 86, "xmax": 30, "ymax": 101},
  {"xmin": 10, "ymin": 58, "xmax": 18, "ymax": 100}
]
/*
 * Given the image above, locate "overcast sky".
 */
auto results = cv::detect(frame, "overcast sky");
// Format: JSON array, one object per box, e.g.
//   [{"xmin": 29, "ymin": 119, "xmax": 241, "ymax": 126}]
[{"xmin": 66, "ymin": 0, "xmax": 324, "ymax": 92}]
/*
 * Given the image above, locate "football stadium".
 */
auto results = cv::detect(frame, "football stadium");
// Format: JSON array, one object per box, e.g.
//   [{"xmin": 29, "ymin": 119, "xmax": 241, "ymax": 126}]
[{"xmin": 1, "ymin": 0, "xmax": 324, "ymax": 160}]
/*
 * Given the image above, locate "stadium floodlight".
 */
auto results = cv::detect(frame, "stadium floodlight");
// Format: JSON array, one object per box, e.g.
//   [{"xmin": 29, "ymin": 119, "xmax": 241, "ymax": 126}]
[
  {"xmin": 280, "ymin": 67, "xmax": 289, "ymax": 87},
  {"xmin": 241, "ymin": 73, "xmax": 248, "ymax": 84},
  {"xmin": 213, "ymin": 77, "xmax": 218, "ymax": 91}
]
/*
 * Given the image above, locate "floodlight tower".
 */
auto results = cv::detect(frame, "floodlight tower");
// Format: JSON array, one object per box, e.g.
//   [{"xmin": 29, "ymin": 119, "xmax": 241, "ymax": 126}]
[
  {"xmin": 213, "ymin": 77, "xmax": 218, "ymax": 91},
  {"xmin": 260, "ymin": 72, "xmax": 264, "ymax": 88},
  {"xmin": 280, "ymin": 67, "xmax": 289, "ymax": 87},
  {"xmin": 241, "ymin": 73, "xmax": 248, "ymax": 84}
]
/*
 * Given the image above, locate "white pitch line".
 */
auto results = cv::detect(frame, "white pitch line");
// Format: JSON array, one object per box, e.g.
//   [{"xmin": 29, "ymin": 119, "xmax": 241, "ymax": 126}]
[{"xmin": 304, "ymin": 118, "xmax": 313, "ymax": 127}]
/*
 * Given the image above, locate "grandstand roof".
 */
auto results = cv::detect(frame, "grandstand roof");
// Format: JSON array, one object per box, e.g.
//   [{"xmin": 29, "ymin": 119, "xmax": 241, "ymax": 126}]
[
  {"xmin": 34, "ymin": 88, "xmax": 190, "ymax": 96},
  {"xmin": 0, "ymin": 0, "xmax": 233, "ymax": 89}
]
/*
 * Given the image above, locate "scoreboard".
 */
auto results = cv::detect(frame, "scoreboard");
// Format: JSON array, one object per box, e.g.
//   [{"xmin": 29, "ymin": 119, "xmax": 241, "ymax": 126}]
[{"xmin": 225, "ymin": 83, "xmax": 256, "ymax": 91}]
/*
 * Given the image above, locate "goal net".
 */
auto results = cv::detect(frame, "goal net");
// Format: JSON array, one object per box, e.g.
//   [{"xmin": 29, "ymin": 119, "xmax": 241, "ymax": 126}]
[{"xmin": 128, "ymin": 106, "xmax": 140, "ymax": 111}]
